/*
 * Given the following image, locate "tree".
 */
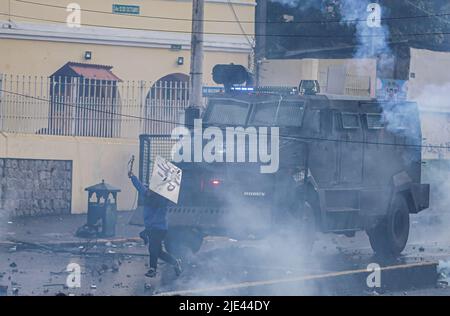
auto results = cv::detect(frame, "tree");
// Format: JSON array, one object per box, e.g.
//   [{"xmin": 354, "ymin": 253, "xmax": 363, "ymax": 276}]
[{"xmin": 266, "ymin": 0, "xmax": 450, "ymax": 78}]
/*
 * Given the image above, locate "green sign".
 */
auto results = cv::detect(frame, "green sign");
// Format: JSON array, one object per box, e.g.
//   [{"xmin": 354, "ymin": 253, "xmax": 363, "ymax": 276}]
[{"xmin": 112, "ymin": 4, "xmax": 140, "ymax": 15}]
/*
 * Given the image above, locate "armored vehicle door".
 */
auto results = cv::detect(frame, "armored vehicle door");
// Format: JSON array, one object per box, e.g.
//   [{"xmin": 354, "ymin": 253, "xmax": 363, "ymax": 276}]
[
  {"xmin": 307, "ymin": 108, "xmax": 338, "ymax": 186},
  {"xmin": 335, "ymin": 111, "xmax": 364, "ymax": 184}
]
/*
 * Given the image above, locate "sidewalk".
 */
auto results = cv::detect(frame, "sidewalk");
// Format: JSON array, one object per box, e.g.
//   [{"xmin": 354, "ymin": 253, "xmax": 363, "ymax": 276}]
[{"xmin": 0, "ymin": 211, "xmax": 143, "ymax": 248}]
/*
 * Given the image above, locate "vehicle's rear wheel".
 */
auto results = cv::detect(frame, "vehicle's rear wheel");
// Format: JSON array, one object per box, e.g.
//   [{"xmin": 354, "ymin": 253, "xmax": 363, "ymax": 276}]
[
  {"xmin": 366, "ymin": 195, "xmax": 410, "ymax": 257},
  {"xmin": 164, "ymin": 228, "xmax": 204, "ymax": 260}
]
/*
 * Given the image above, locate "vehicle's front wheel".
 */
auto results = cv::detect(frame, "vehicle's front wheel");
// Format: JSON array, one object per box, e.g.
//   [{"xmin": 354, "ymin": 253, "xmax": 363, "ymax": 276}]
[{"xmin": 367, "ymin": 195, "xmax": 410, "ymax": 257}]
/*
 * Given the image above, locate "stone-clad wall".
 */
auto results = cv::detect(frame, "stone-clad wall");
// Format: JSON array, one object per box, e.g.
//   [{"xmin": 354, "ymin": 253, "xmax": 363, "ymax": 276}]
[{"xmin": 0, "ymin": 158, "xmax": 72, "ymax": 217}]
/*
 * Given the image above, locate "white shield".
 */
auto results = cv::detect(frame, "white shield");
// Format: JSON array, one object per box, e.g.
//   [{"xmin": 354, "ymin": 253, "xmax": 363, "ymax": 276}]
[{"xmin": 149, "ymin": 156, "xmax": 182, "ymax": 204}]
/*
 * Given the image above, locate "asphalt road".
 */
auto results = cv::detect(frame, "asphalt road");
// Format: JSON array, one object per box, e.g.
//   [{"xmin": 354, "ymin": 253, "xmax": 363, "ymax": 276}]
[{"xmin": 1, "ymin": 214, "xmax": 450, "ymax": 296}]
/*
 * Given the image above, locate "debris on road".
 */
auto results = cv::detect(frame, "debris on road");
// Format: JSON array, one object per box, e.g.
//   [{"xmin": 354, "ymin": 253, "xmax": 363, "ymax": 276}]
[
  {"xmin": 9, "ymin": 262, "xmax": 17, "ymax": 268},
  {"xmin": 43, "ymin": 283, "xmax": 66, "ymax": 287},
  {"xmin": 111, "ymin": 264, "xmax": 119, "ymax": 272}
]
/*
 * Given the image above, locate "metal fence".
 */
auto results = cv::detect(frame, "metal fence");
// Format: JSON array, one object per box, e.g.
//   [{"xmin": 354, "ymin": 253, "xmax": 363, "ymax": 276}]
[
  {"xmin": 0, "ymin": 74, "xmax": 191, "ymax": 139},
  {"xmin": 318, "ymin": 69, "xmax": 372, "ymax": 97},
  {"xmin": 0, "ymin": 72, "xmax": 374, "ymax": 139}
]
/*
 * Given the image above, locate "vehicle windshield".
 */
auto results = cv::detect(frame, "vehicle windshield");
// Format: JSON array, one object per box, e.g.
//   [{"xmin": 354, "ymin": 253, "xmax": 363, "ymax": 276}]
[
  {"xmin": 249, "ymin": 100, "xmax": 305, "ymax": 127},
  {"xmin": 205, "ymin": 99, "xmax": 250, "ymax": 125}
]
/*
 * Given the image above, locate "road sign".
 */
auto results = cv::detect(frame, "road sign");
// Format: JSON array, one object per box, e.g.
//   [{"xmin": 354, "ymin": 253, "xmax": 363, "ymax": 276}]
[{"xmin": 112, "ymin": 4, "xmax": 140, "ymax": 15}]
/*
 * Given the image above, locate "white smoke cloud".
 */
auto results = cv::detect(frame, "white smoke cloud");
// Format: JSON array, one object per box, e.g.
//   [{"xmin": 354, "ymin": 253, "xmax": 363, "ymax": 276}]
[
  {"xmin": 338, "ymin": 0, "xmax": 393, "ymax": 74},
  {"xmin": 271, "ymin": 0, "xmax": 320, "ymax": 9}
]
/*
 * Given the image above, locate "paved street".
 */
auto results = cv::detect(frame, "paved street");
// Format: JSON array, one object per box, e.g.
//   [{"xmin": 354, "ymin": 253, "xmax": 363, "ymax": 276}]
[{"xmin": 1, "ymin": 211, "xmax": 449, "ymax": 296}]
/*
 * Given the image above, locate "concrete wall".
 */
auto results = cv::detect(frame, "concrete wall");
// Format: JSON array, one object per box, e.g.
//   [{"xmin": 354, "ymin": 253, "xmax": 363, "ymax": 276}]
[
  {"xmin": 420, "ymin": 111, "xmax": 450, "ymax": 160},
  {"xmin": 0, "ymin": 38, "xmax": 251, "ymax": 84},
  {"xmin": 409, "ymin": 48, "xmax": 450, "ymax": 103},
  {"xmin": 408, "ymin": 48, "xmax": 450, "ymax": 161},
  {"xmin": 0, "ymin": 132, "xmax": 139, "ymax": 214},
  {"xmin": 259, "ymin": 59, "xmax": 319, "ymax": 86},
  {"xmin": 258, "ymin": 58, "xmax": 377, "ymax": 97},
  {"xmin": 0, "ymin": 0, "xmax": 254, "ymax": 82},
  {"xmin": 0, "ymin": 158, "xmax": 72, "ymax": 217},
  {"xmin": 1, "ymin": 0, "xmax": 255, "ymax": 36}
]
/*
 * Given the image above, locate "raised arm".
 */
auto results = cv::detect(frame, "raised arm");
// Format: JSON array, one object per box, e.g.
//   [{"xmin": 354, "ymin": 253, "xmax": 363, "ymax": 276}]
[{"xmin": 130, "ymin": 174, "xmax": 149, "ymax": 195}]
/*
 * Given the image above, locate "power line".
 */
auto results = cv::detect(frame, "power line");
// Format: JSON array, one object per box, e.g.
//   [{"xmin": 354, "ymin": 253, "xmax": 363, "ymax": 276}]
[
  {"xmin": 13, "ymin": 0, "xmax": 450, "ymax": 25},
  {"xmin": 226, "ymin": 0, "xmax": 254, "ymax": 46},
  {"xmin": 0, "ymin": 88, "xmax": 448, "ymax": 151},
  {"xmin": 3, "ymin": 11, "xmax": 450, "ymax": 39},
  {"xmin": 404, "ymin": 0, "xmax": 450, "ymax": 26}
]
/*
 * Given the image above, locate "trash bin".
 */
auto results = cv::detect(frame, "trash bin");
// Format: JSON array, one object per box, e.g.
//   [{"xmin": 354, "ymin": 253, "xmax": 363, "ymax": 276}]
[{"xmin": 84, "ymin": 180, "xmax": 121, "ymax": 238}]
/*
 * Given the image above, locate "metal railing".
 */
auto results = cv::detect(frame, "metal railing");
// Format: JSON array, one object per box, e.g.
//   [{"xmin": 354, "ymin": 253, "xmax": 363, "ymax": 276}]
[
  {"xmin": 0, "ymin": 74, "xmax": 192, "ymax": 139},
  {"xmin": 0, "ymin": 72, "xmax": 374, "ymax": 139},
  {"xmin": 318, "ymin": 69, "xmax": 372, "ymax": 97}
]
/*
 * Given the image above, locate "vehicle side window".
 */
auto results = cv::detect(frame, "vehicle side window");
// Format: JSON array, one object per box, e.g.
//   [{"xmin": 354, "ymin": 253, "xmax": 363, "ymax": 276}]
[
  {"xmin": 206, "ymin": 100, "xmax": 250, "ymax": 125},
  {"xmin": 389, "ymin": 114, "xmax": 408, "ymax": 130},
  {"xmin": 341, "ymin": 112, "xmax": 361, "ymax": 130},
  {"xmin": 276, "ymin": 101, "xmax": 305, "ymax": 127},
  {"xmin": 366, "ymin": 113, "xmax": 385, "ymax": 130}
]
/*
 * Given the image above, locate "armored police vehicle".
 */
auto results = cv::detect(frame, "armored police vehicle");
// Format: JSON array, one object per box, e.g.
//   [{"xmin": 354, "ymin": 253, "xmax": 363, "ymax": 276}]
[{"xmin": 136, "ymin": 65, "xmax": 430, "ymax": 257}]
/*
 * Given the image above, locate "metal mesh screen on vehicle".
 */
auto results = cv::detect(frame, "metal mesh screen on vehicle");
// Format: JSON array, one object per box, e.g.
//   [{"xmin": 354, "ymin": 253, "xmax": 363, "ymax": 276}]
[{"xmin": 139, "ymin": 134, "xmax": 178, "ymax": 185}]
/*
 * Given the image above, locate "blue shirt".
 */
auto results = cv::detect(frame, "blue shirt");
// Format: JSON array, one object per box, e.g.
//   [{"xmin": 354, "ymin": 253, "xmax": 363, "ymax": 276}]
[{"xmin": 130, "ymin": 175, "xmax": 169, "ymax": 230}]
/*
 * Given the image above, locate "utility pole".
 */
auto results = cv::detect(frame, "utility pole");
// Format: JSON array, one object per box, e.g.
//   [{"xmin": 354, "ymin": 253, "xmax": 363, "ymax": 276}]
[
  {"xmin": 189, "ymin": 0, "xmax": 204, "ymax": 109},
  {"xmin": 255, "ymin": 0, "xmax": 267, "ymax": 87}
]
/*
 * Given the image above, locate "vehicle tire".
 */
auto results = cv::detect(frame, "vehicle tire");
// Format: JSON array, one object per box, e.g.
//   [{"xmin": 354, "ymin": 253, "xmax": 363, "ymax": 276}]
[
  {"xmin": 164, "ymin": 228, "xmax": 204, "ymax": 259},
  {"xmin": 367, "ymin": 195, "xmax": 410, "ymax": 257}
]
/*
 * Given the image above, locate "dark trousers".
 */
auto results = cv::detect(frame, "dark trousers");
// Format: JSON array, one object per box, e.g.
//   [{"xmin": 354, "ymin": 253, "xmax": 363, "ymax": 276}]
[{"xmin": 147, "ymin": 228, "xmax": 177, "ymax": 270}]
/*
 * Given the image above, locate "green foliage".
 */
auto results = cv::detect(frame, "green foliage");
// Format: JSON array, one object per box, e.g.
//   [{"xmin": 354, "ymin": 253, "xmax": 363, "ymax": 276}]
[{"xmin": 266, "ymin": 0, "xmax": 450, "ymax": 58}]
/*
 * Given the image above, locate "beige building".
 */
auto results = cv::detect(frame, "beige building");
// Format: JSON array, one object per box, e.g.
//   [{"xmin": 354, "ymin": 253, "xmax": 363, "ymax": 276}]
[
  {"xmin": 0, "ymin": 0, "xmax": 255, "ymax": 83},
  {"xmin": 259, "ymin": 58, "xmax": 377, "ymax": 97},
  {"xmin": 0, "ymin": 0, "xmax": 255, "ymax": 216}
]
